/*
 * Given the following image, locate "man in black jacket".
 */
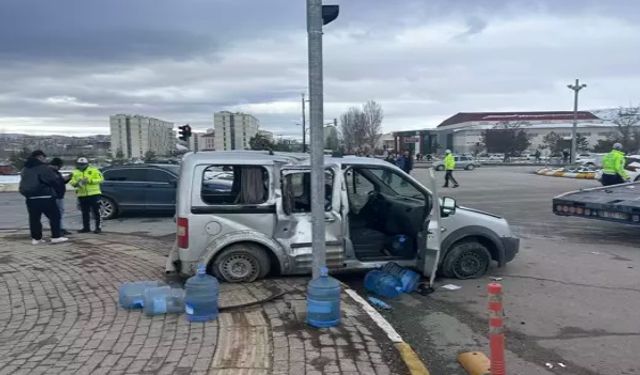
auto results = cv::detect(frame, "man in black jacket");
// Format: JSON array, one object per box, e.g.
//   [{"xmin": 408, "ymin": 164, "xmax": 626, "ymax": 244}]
[{"xmin": 19, "ymin": 150, "xmax": 69, "ymax": 244}]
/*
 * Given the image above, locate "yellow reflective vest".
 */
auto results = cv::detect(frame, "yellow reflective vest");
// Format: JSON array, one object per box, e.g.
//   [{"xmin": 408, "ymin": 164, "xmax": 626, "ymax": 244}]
[
  {"xmin": 70, "ymin": 166, "xmax": 104, "ymax": 197},
  {"xmin": 444, "ymin": 154, "xmax": 456, "ymax": 170},
  {"xmin": 601, "ymin": 150, "xmax": 629, "ymax": 180}
]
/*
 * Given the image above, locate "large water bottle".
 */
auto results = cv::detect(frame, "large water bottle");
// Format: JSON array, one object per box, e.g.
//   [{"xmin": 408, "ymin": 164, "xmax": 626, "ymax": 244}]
[
  {"xmin": 382, "ymin": 262, "xmax": 421, "ymax": 293},
  {"xmin": 119, "ymin": 281, "xmax": 165, "ymax": 309},
  {"xmin": 184, "ymin": 264, "xmax": 219, "ymax": 322},
  {"xmin": 364, "ymin": 269, "xmax": 403, "ymax": 298},
  {"xmin": 143, "ymin": 286, "xmax": 185, "ymax": 316},
  {"xmin": 307, "ymin": 267, "xmax": 341, "ymax": 328}
]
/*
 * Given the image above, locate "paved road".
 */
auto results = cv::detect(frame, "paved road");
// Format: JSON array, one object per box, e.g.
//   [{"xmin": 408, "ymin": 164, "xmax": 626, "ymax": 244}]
[{"xmin": 345, "ymin": 166, "xmax": 640, "ymax": 375}]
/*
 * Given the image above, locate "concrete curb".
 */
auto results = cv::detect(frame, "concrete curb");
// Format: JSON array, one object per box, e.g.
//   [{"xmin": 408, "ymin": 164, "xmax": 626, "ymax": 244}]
[
  {"xmin": 344, "ymin": 288, "xmax": 431, "ymax": 375},
  {"xmin": 535, "ymin": 168, "xmax": 597, "ymax": 179}
]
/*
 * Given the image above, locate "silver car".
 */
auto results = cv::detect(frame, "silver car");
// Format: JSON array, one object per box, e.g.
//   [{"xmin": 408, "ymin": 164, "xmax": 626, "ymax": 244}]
[
  {"xmin": 433, "ymin": 155, "xmax": 479, "ymax": 171},
  {"xmin": 167, "ymin": 151, "xmax": 518, "ymax": 282}
]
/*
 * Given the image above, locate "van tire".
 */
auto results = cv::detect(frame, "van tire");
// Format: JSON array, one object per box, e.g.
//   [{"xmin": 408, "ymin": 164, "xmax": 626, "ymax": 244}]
[
  {"xmin": 465, "ymin": 164, "xmax": 475, "ymax": 171},
  {"xmin": 441, "ymin": 240, "xmax": 491, "ymax": 279},
  {"xmin": 212, "ymin": 243, "xmax": 271, "ymax": 283},
  {"xmin": 435, "ymin": 165, "xmax": 445, "ymax": 171}
]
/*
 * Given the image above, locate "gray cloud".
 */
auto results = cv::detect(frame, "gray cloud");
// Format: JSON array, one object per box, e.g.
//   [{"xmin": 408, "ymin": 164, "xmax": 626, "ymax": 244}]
[{"xmin": 0, "ymin": 0, "xmax": 639, "ymax": 137}]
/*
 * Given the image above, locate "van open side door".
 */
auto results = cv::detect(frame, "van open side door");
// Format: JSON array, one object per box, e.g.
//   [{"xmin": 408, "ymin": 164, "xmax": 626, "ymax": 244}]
[{"xmin": 417, "ymin": 168, "xmax": 442, "ymax": 288}]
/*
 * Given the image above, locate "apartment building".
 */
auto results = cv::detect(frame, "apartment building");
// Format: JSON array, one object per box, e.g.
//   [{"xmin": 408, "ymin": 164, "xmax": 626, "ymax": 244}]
[
  {"xmin": 213, "ymin": 111, "xmax": 259, "ymax": 151},
  {"xmin": 110, "ymin": 114, "xmax": 174, "ymax": 158}
]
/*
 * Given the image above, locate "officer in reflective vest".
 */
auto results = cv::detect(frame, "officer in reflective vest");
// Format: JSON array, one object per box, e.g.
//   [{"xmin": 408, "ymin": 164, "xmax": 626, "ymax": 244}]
[
  {"xmin": 70, "ymin": 157, "xmax": 104, "ymax": 233},
  {"xmin": 601, "ymin": 143, "xmax": 629, "ymax": 186}
]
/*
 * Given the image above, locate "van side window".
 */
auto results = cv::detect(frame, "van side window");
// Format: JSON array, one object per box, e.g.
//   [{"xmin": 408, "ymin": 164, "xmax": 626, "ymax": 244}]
[
  {"xmin": 201, "ymin": 165, "xmax": 268, "ymax": 205},
  {"xmin": 282, "ymin": 171, "xmax": 334, "ymax": 214}
]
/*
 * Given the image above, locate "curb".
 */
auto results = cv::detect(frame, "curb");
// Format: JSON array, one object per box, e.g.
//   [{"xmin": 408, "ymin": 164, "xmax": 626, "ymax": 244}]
[
  {"xmin": 344, "ymin": 288, "xmax": 431, "ymax": 375},
  {"xmin": 535, "ymin": 168, "xmax": 597, "ymax": 179}
]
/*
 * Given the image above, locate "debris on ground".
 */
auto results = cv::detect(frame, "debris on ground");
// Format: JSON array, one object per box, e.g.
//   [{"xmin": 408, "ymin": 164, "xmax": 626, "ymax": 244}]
[
  {"xmin": 367, "ymin": 296, "xmax": 392, "ymax": 310},
  {"xmin": 441, "ymin": 284, "xmax": 462, "ymax": 291},
  {"xmin": 558, "ymin": 362, "xmax": 567, "ymax": 368},
  {"xmin": 545, "ymin": 362, "xmax": 554, "ymax": 369}
]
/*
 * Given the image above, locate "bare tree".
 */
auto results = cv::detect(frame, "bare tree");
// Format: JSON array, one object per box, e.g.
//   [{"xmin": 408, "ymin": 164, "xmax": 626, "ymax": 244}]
[
  {"xmin": 340, "ymin": 100, "xmax": 383, "ymax": 153},
  {"xmin": 613, "ymin": 107, "xmax": 640, "ymax": 152}
]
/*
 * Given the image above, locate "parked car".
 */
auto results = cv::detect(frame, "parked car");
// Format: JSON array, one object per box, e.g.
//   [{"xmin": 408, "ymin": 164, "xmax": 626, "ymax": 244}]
[
  {"xmin": 166, "ymin": 151, "xmax": 519, "ymax": 283},
  {"xmin": 99, "ymin": 164, "xmax": 232, "ymax": 219},
  {"xmin": 432, "ymin": 155, "xmax": 480, "ymax": 171}
]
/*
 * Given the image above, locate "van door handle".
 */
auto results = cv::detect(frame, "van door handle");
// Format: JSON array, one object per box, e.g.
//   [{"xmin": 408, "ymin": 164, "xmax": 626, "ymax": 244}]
[{"xmin": 325, "ymin": 215, "xmax": 336, "ymax": 222}]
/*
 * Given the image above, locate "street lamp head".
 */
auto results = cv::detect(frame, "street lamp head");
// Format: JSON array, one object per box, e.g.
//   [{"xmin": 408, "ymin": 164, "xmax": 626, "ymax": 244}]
[
  {"xmin": 580, "ymin": 84, "xmax": 587, "ymax": 89},
  {"xmin": 567, "ymin": 84, "xmax": 572, "ymax": 89}
]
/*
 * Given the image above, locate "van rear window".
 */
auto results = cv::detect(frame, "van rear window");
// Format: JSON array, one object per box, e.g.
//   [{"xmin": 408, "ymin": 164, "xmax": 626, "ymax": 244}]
[{"xmin": 201, "ymin": 165, "xmax": 268, "ymax": 205}]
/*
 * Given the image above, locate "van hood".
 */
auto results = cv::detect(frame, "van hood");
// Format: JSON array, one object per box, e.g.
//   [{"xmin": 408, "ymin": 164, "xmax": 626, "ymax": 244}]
[{"xmin": 457, "ymin": 205, "xmax": 503, "ymax": 219}]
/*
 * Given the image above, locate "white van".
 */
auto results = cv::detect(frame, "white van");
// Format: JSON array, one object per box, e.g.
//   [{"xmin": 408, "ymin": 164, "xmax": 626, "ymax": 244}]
[{"xmin": 166, "ymin": 151, "xmax": 518, "ymax": 282}]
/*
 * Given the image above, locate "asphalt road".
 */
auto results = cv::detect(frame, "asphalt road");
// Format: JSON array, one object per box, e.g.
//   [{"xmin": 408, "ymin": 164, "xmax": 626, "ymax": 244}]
[
  {"xmin": 344, "ymin": 166, "xmax": 640, "ymax": 375},
  {"xmin": 2, "ymin": 167, "xmax": 639, "ymax": 374}
]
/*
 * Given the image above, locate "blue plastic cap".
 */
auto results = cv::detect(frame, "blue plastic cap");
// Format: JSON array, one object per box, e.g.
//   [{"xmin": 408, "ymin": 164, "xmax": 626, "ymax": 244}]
[{"xmin": 320, "ymin": 267, "xmax": 329, "ymax": 277}]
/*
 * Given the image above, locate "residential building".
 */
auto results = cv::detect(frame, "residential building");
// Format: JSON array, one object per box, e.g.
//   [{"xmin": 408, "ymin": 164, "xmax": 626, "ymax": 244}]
[
  {"xmin": 213, "ymin": 111, "xmax": 259, "ymax": 151},
  {"xmin": 110, "ymin": 114, "xmax": 175, "ymax": 158},
  {"xmin": 393, "ymin": 111, "xmax": 618, "ymax": 155},
  {"xmin": 201, "ymin": 129, "xmax": 216, "ymax": 151}
]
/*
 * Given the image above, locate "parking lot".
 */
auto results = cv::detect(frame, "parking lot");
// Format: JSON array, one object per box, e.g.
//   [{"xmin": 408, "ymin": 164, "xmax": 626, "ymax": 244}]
[{"xmin": 2, "ymin": 166, "xmax": 639, "ymax": 374}]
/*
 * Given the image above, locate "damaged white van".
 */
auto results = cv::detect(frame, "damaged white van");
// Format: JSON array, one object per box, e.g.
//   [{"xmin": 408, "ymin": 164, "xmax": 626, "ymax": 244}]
[{"xmin": 166, "ymin": 151, "xmax": 518, "ymax": 282}]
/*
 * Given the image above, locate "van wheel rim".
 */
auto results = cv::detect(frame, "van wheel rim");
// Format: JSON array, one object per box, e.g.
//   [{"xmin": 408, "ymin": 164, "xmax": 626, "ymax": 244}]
[
  {"xmin": 455, "ymin": 252, "xmax": 485, "ymax": 277},
  {"xmin": 222, "ymin": 254, "xmax": 259, "ymax": 281},
  {"xmin": 100, "ymin": 200, "xmax": 113, "ymax": 218}
]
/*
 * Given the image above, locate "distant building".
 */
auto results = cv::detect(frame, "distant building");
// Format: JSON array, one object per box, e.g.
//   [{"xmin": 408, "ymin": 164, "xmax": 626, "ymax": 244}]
[
  {"xmin": 393, "ymin": 111, "xmax": 617, "ymax": 155},
  {"xmin": 213, "ymin": 111, "xmax": 259, "ymax": 151},
  {"xmin": 201, "ymin": 129, "xmax": 216, "ymax": 151},
  {"xmin": 187, "ymin": 129, "xmax": 216, "ymax": 152},
  {"xmin": 110, "ymin": 114, "xmax": 175, "ymax": 158}
]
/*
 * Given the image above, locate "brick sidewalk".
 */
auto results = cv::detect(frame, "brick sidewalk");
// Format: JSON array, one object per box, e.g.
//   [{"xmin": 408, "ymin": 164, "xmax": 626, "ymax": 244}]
[{"xmin": 0, "ymin": 232, "xmax": 410, "ymax": 375}]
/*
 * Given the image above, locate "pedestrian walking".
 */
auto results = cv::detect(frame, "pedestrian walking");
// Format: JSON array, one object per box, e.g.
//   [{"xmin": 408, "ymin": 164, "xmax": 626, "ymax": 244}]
[
  {"xmin": 442, "ymin": 149, "xmax": 459, "ymax": 188},
  {"xmin": 49, "ymin": 158, "xmax": 72, "ymax": 236},
  {"xmin": 600, "ymin": 143, "xmax": 630, "ymax": 186},
  {"xmin": 18, "ymin": 150, "xmax": 69, "ymax": 244},
  {"xmin": 70, "ymin": 157, "xmax": 104, "ymax": 234},
  {"xmin": 534, "ymin": 149, "xmax": 541, "ymax": 164},
  {"xmin": 396, "ymin": 150, "xmax": 413, "ymax": 174}
]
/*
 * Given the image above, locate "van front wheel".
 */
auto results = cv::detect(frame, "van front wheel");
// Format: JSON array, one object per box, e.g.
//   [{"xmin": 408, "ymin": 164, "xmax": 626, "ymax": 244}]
[
  {"xmin": 441, "ymin": 240, "xmax": 491, "ymax": 279},
  {"xmin": 212, "ymin": 244, "xmax": 270, "ymax": 283}
]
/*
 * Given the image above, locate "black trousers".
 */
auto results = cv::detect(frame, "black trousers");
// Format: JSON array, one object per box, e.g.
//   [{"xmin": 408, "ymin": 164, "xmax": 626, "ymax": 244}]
[
  {"xmin": 601, "ymin": 173, "xmax": 625, "ymax": 186},
  {"xmin": 26, "ymin": 197, "xmax": 61, "ymax": 240},
  {"xmin": 444, "ymin": 170, "xmax": 459, "ymax": 187},
  {"xmin": 79, "ymin": 195, "xmax": 101, "ymax": 230}
]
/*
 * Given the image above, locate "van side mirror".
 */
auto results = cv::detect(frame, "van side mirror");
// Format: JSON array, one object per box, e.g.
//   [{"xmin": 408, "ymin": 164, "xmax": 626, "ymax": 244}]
[{"xmin": 441, "ymin": 197, "xmax": 456, "ymax": 216}]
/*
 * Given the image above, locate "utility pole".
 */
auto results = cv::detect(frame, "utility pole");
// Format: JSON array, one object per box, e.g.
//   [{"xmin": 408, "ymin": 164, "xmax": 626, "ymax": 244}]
[
  {"xmin": 567, "ymin": 79, "xmax": 587, "ymax": 164},
  {"xmin": 306, "ymin": 0, "xmax": 338, "ymax": 279},
  {"xmin": 301, "ymin": 93, "xmax": 307, "ymax": 153}
]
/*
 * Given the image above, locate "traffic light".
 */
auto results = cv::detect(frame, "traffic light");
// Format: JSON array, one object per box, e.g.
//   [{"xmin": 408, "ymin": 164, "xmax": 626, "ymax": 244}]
[
  {"xmin": 178, "ymin": 124, "xmax": 192, "ymax": 141},
  {"xmin": 322, "ymin": 5, "xmax": 339, "ymax": 25}
]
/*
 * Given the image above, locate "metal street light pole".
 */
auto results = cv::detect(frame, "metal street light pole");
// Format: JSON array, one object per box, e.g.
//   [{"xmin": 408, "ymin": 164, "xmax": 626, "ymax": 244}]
[
  {"xmin": 307, "ymin": 0, "xmax": 325, "ymax": 279},
  {"xmin": 301, "ymin": 93, "xmax": 307, "ymax": 153},
  {"xmin": 567, "ymin": 78, "xmax": 587, "ymax": 164}
]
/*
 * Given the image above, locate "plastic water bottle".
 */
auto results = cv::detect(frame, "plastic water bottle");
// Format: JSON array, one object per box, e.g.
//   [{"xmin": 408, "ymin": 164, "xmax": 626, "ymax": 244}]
[
  {"xmin": 143, "ymin": 286, "xmax": 185, "ymax": 316},
  {"xmin": 184, "ymin": 264, "xmax": 219, "ymax": 322},
  {"xmin": 119, "ymin": 281, "xmax": 165, "ymax": 309},
  {"xmin": 364, "ymin": 269, "xmax": 403, "ymax": 298},
  {"xmin": 307, "ymin": 267, "xmax": 341, "ymax": 328},
  {"xmin": 382, "ymin": 263, "xmax": 421, "ymax": 293},
  {"xmin": 389, "ymin": 235, "xmax": 412, "ymax": 257}
]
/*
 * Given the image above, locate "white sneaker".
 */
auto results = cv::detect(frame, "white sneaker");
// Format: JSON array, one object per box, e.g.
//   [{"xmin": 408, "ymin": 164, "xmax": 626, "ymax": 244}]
[
  {"xmin": 50, "ymin": 237, "xmax": 69, "ymax": 244},
  {"xmin": 31, "ymin": 239, "xmax": 46, "ymax": 245}
]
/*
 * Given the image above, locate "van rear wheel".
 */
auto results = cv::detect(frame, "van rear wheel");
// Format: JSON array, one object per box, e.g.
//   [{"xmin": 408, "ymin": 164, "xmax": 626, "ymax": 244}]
[
  {"xmin": 212, "ymin": 244, "xmax": 270, "ymax": 283},
  {"xmin": 441, "ymin": 240, "xmax": 491, "ymax": 279}
]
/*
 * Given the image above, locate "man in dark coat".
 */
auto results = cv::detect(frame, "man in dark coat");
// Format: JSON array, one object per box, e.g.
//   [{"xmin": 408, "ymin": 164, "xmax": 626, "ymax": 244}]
[{"xmin": 19, "ymin": 150, "xmax": 69, "ymax": 244}]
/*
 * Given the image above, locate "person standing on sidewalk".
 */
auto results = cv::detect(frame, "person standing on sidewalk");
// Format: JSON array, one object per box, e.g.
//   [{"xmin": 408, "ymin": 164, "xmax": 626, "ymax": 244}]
[
  {"xmin": 49, "ymin": 158, "xmax": 72, "ymax": 236},
  {"xmin": 601, "ymin": 143, "xmax": 630, "ymax": 186},
  {"xmin": 18, "ymin": 150, "xmax": 69, "ymax": 244},
  {"xmin": 70, "ymin": 157, "xmax": 104, "ymax": 234},
  {"xmin": 442, "ymin": 149, "xmax": 460, "ymax": 188}
]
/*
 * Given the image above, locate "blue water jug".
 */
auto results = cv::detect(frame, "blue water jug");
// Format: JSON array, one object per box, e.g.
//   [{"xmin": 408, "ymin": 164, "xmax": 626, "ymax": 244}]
[
  {"xmin": 184, "ymin": 264, "xmax": 219, "ymax": 322},
  {"xmin": 382, "ymin": 262, "xmax": 421, "ymax": 293},
  {"xmin": 143, "ymin": 286, "xmax": 185, "ymax": 316},
  {"xmin": 307, "ymin": 267, "xmax": 341, "ymax": 328},
  {"xmin": 119, "ymin": 281, "xmax": 165, "ymax": 309},
  {"xmin": 364, "ymin": 269, "xmax": 403, "ymax": 298}
]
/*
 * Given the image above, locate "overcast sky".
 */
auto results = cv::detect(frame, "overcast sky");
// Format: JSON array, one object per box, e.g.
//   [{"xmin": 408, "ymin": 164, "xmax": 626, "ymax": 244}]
[{"xmin": 1, "ymin": 0, "xmax": 639, "ymax": 137}]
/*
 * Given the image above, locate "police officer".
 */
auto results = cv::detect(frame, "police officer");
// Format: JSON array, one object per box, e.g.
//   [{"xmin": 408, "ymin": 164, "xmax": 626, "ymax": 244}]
[
  {"xmin": 601, "ymin": 143, "xmax": 630, "ymax": 186},
  {"xmin": 70, "ymin": 157, "xmax": 104, "ymax": 233},
  {"xmin": 442, "ymin": 149, "xmax": 459, "ymax": 188}
]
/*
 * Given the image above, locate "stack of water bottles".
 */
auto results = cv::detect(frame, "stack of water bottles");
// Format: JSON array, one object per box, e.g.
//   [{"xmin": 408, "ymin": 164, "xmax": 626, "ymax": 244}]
[
  {"xmin": 364, "ymin": 262, "xmax": 421, "ymax": 298},
  {"xmin": 117, "ymin": 264, "xmax": 219, "ymax": 322}
]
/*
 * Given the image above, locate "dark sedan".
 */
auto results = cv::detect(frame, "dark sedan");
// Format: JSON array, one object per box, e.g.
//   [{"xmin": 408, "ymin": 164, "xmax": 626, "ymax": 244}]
[{"xmin": 99, "ymin": 164, "xmax": 233, "ymax": 219}]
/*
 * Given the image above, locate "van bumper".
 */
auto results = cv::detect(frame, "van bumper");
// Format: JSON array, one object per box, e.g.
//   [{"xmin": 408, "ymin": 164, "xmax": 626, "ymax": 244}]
[{"xmin": 501, "ymin": 236, "xmax": 520, "ymax": 264}]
